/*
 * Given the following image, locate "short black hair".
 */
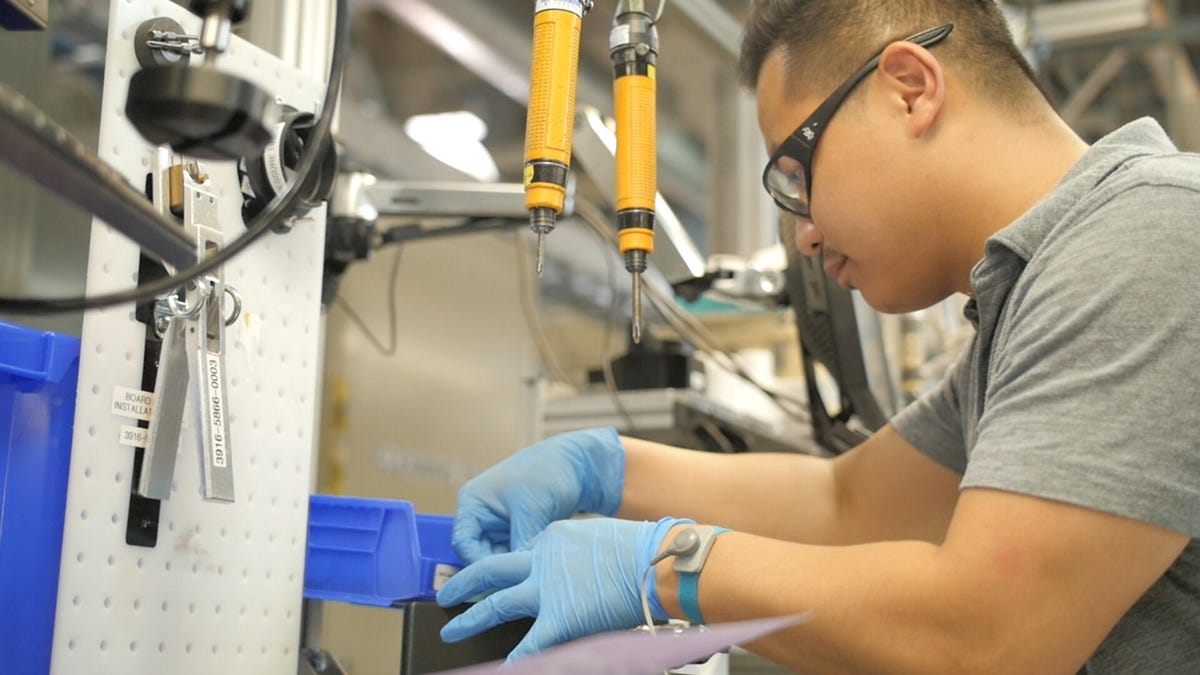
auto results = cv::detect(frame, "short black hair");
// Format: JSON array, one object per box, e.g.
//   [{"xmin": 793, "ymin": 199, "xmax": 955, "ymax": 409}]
[{"xmin": 739, "ymin": 0, "xmax": 1048, "ymax": 111}]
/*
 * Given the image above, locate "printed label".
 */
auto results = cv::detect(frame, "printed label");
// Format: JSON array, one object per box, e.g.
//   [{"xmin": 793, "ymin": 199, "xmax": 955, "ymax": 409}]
[
  {"xmin": 205, "ymin": 353, "xmax": 228, "ymax": 469},
  {"xmin": 433, "ymin": 563, "xmax": 461, "ymax": 592},
  {"xmin": 111, "ymin": 386, "xmax": 154, "ymax": 422},
  {"xmin": 118, "ymin": 425, "xmax": 150, "ymax": 448}
]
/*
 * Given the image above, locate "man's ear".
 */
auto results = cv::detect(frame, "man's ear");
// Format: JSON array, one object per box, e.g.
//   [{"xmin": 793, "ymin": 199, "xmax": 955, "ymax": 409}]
[{"xmin": 876, "ymin": 41, "xmax": 945, "ymax": 138}]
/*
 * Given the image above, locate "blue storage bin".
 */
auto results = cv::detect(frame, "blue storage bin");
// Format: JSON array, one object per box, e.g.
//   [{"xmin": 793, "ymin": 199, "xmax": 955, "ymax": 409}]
[
  {"xmin": 304, "ymin": 494, "xmax": 462, "ymax": 607},
  {"xmin": 0, "ymin": 321, "xmax": 81, "ymax": 675}
]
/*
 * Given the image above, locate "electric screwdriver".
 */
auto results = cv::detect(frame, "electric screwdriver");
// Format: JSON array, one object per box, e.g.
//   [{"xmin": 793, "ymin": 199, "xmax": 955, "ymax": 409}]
[
  {"xmin": 610, "ymin": 0, "xmax": 658, "ymax": 343},
  {"xmin": 524, "ymin": 0, "xmax": 591, "ymax": 276}
]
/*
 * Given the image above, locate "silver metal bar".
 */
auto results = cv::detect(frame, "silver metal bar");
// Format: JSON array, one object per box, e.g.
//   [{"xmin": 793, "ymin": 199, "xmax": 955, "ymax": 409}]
[
  {"xmin": 0, "ymin": 82, "xmax": 198, "ymax": 270},
  {"xmin": 364, "ymin": 180, "xmax": 531, "ymax": 219},
  {"xmin": 136, "ymin": 315, "xmax": 189, "ymax": 500},
  {"xmin": 184, "ymin": 182, "xmax": 235, "ymax": 503}
]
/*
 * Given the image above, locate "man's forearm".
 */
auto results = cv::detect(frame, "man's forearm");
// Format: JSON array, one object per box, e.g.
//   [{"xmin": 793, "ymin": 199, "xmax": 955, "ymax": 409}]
[
  {"xmin": 655, "ymin": 531, "xmax": 1008, "ymax": 675},
  {"xmin": 616, "ymin": 436, "xmax": 840, "ymax": 544}
]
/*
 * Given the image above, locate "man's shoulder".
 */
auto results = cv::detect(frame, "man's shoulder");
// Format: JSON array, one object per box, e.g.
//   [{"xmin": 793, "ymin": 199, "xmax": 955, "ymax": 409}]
[{"xmin": 1109, "ymin": 149, "xmax": 1200, "ymax": 194}]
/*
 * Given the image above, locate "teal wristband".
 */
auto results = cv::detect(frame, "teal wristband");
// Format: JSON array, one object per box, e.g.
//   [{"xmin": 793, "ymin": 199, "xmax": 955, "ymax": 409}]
[{"xmin": 677, "ymin": 526, "xmax": 729, "ymax": 625}]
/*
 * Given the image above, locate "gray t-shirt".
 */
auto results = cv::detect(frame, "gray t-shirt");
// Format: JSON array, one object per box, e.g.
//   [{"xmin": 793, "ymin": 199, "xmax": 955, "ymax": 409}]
[{"xmin": 892, "ymin": 118, "xmax": 1200, "ymax": 674}]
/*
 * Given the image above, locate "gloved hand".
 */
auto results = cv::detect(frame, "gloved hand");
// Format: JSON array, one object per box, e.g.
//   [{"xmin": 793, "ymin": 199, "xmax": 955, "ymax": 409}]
[
  {"xmin": 437, "ymin": 516, "xmax": 689, "ymax": 662},
  {"xmin": 450, "ymin": 428, "xmax": 626, "ymax": 565}
]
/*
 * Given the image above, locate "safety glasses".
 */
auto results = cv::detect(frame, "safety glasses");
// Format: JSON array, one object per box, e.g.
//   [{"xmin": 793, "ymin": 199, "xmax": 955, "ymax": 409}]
[{"xmin": 761, "ymin": 23, "xmax": 955, "ymax": 218}]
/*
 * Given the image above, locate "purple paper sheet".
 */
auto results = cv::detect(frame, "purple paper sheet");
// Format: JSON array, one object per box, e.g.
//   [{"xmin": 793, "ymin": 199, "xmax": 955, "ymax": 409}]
[{"xmin": 432, "ymin": 614, "xmax": 809, "ymax": 675}]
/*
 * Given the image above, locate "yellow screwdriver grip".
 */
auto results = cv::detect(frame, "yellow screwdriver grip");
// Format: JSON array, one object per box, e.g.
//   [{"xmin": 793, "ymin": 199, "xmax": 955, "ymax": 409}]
[{"xmin": 613, "ymin": 72, "xmax": 657, "ymax": 213}]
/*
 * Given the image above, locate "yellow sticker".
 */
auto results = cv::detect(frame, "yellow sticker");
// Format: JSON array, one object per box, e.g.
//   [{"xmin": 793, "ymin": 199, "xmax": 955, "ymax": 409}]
[
  {"xmin": 523, "ymin": 165, "xmax": 534, "ymax": 187},
  {"xmin": 648, "ymin": 64, "xmax": 657, "ymax": 81}
]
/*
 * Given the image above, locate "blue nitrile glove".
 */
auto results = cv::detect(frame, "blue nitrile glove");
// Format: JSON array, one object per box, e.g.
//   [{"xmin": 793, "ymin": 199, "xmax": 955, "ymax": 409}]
[
  {"xmin": 450, "ymin": 428, "xmax": 626, "ymax": 565},
  {"xmin": 437, "ymin": 516, "xmax": 689, "ymax": 662}
]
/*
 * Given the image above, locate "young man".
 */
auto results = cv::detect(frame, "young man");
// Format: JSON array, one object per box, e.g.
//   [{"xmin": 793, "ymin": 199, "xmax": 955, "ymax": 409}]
[{"xmin": 435, "ymin": 1, "xmax": 1200, "ymax": 672}]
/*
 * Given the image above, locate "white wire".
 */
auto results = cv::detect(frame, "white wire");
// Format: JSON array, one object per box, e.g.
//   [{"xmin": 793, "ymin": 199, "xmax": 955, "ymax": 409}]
[
  {"xmin": 654, "ymin": 0, "xmax": 668, "ymax": 23},
  {"xmin": 640, "ymin": 563, "xmax": 659, "ymax": 636}
]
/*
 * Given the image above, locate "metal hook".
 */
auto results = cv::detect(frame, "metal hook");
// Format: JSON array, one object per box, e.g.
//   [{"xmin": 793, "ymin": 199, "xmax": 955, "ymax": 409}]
[{"xmin": 222, "ymin": 285, "xmax": 243, "ymax": 327}]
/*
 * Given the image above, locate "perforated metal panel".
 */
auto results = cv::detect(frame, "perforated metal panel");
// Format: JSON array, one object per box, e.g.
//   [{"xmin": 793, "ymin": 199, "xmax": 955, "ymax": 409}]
[{"xmin": 50, "ymin": 2, "xmax": 327, "ymax": 673}]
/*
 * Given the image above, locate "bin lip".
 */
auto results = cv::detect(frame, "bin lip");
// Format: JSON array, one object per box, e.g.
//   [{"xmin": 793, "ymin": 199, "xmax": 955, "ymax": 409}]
[{"xmin": 0, "ymin": 322, "xmax": 81, "ymax": 384}]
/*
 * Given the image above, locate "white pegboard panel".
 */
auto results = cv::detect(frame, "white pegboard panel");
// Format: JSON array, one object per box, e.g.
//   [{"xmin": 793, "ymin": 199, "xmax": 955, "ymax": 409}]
[{"xmin": 50, "ymin": 2, "xmax": 328, "ymax": 674}]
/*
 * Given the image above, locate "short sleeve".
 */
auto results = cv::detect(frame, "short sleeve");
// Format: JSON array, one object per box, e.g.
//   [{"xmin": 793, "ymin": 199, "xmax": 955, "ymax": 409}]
[
  {"xmin": 965, "ymin": 184, "xmax": 1200, "ymax": 537},
  {"xmin": 891, "ymin": 351, "xmax": 970, "ymax": 475}
]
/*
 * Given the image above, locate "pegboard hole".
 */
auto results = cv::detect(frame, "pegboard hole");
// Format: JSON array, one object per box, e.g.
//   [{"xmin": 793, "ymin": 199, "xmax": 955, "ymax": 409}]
[
  {"xmin": 130, "ymin": 641, "xmax": 137, "ymax": 653},
  {"xmin": 192, "ymin": 563, "xmax": 199, "ymax": 575},
  {"xmin": 158, "ymin": 643, "xmax": 166, "ymax": 654},
  {"xmin": 87, "ymin": 426, "xmax": 96, "ymax": 438},
  {"xmin": 68, "ymin": 639, "xmax": 76, "ymax": 650},
  {"xmin": 107, "ymin": 554, "xmax": 115, "ymax": 567},
  {"xmin": 76, "ymin": 552, "xmax": 84, "ymax": 563},
  {"xmin": 104, "ymin": 597, "xmax": 112, "ymax": 608},
  {"xmin": 185, "ymin": 643, "xmax": 193, "ymax": 654},
  {"xmin": 80, "ymin": 509, "xmax": 88, "ymax": 521},
  {"xmin": 215, "ymin": 602, "xmax": 222, "ymax": 613},
  {"xmin": 95, "ymin": 343, "xmax": 103, "ymax": 355},
  {"xmin": 100, "ymin": 640, "xmax": 108, "ymax": 652},
  {"xmin": 111, "ymin": 513, "xmax": 119, "ymax": 525},
  {"xmin": 218, "ymin": 566, "xmax": 225, "ymax": 577},
  {"xmin": 91, "ymin": 384, "xmax": 100, "ymax": 395},
  {"xmin": 188, "ymin": 602, "xmax": 196, "ymax": 614},
  {"xmin": 84, "ymin": 466, "xmax": 92, "ymax": 478},
  {"xmin": 133, "ymin": 598, "xmax": 141, "ymax": 610},
  {"xmin": 161, "ymin": 601, "xmax": 169, "ymax": 612},
  {"xmin": 164, "ymin": 560, "xmax": 172, "ymax": 571},
  {"xmin": 72, "ymin": 595, "xmax": 80, "ymax": 606},
  {"xmin": 115, "ymin": 472, "xmax": 123, "ymax": 484},
  {"xmin": 136, "ymin": 557, "xmax": 144, "ymax": 569},
  {"xmin": 212, "ymin": 644, "xmax": 219, "ymax": 655}
]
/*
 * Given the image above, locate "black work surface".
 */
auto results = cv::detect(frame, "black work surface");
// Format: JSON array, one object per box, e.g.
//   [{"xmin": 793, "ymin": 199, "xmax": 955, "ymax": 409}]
[{"xmin": 400, "ymin": 601, "xmax": 533, "ymax": 674}]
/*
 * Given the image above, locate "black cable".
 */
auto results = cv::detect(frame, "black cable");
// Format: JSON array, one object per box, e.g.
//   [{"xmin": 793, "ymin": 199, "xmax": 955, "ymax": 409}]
[
  {"xmin": 0, "ymin": 0, "xmax": 349, "ymax": 314},
  {"xmin": 334, "ymin": 246, "xmax": 403, "ymax": 357}
]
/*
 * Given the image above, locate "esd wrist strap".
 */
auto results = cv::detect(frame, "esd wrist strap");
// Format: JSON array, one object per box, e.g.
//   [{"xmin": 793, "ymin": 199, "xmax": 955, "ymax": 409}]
[{"xmin": 672, "ymin": 525, "xmax": 729, "ymax": 625}]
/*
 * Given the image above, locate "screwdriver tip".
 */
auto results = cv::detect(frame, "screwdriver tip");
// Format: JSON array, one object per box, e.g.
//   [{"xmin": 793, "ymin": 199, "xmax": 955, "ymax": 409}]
[
  {"xmin": 536, "ymin": 233, "xmax": 546, "ymax": 278},
  {"xmin": 631, "ymin": 270, "xmax": 643, "ymax": 344}
]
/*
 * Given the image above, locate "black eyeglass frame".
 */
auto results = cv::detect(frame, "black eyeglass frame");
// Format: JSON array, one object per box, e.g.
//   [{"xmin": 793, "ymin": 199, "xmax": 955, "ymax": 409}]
[{"xmin": 761, "ymin": 23, "xmax": 956, "ymax": 218}]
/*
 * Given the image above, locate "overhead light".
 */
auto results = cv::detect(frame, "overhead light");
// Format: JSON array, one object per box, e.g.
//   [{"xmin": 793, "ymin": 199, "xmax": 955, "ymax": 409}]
[{"xmin": 403, "ymin": 111, "xmax": 500, "ymax": 183}]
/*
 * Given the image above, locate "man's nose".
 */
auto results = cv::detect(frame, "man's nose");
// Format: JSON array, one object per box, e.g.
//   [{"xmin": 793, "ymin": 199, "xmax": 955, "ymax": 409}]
[{"xmin": 795, "ymin": 218, "xmax": 823, "ymax": 258}]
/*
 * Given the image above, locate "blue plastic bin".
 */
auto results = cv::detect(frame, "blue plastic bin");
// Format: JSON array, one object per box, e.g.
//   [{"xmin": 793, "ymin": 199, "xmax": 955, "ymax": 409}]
[
  {"xmin": 304, "ymin": 494, "xmax": 462, "ymax": 607},
  {"xmin": 0, "ymin": 321, "xmax": 80, "ymax": 675}
]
